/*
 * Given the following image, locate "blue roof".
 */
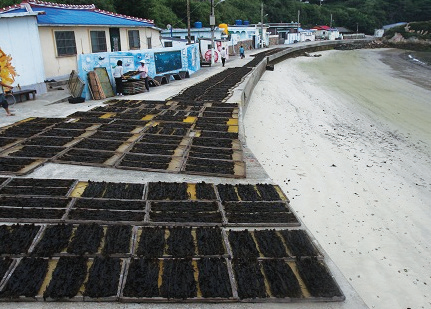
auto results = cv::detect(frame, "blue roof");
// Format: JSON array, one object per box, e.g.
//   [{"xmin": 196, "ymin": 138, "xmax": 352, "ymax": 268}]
[{"xmin": 1, "ymin": 2, "xmax": 154, "ymax": 27}]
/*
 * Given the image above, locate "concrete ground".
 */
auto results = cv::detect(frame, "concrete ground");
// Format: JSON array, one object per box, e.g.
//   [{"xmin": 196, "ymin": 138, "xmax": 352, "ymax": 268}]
[{"xmin": 0, "ymin": 45, "xmax": 369, "ymax": 309}]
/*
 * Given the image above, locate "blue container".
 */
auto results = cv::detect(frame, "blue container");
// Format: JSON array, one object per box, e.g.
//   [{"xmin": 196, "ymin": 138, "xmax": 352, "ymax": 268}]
[
  {"xmin": 243, "ymin": 20, "xmax": 249, "ymax": 25},
  {"xmin": 194, "ymin": 21, "xmax": 202, "ymax": 28},
  {"xmin": 235, "ymin": 19, "xmax": 243, "ymax": 25}
]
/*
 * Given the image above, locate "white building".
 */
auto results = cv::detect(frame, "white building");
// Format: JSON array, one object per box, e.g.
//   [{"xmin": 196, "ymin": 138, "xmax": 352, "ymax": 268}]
[
  {"xmin": 160, "ymin": 26, "xmax": 223, "ymax": 44},
  {"xmin": 160, "ymin": 37, "xmax": 188, "ymax": 48},
  {"xmin": 313, "ymin": 26, "xmax": 340, "ymax": 40},
  {"xmin": 160, "ymin": 26, "xmax": 230, "ymax": 63},
  {"xmin": 0, "ymin": 11, "xmax": 46, "ymax": 93},
  {"xmin": 228, "ymin": 24, "xmax": 269, "ymax": 49},
  {"xmin": 285, "ymin": 29, "xmax": 316, "ymax": 44}
]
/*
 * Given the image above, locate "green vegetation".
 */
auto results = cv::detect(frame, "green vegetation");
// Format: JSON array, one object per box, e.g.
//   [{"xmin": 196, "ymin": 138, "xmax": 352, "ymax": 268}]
[
  {"xmin": 384, "ymin": 21, "xmax": 431, "ymax": 40},
  {"xmin": 0, "ymin": 0, "xmax": 430, "ymax": 34}
]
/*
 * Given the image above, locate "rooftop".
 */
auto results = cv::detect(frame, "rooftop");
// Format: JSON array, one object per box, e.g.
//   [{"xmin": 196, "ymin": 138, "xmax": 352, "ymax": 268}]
[{"xmin": 0, "ymin": 0, "xmax": 154, "ymax": 27}]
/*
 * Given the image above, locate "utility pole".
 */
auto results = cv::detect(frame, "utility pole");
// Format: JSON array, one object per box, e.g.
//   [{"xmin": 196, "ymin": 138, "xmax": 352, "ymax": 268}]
[
  {"xmin": 260, "ymin": 2, "xmax": 264, "ymax": 48},
  {"xmin": 297, "ymin": 9, "xmax": 300, "ymax": 42},
  {"xmin": 297, "ymin": 9, "xmax": 300, "ymax": 30},
  {"xmin": 187, "ymin": 0, "xmax": 191, "ymax": 44},
  {"xmin": 330, "ymin": 13, "xmax": 332, "ymax": 28},
  {"xmin": 210, "ymin": 0, "xmax": 215, "ymax": 64}
]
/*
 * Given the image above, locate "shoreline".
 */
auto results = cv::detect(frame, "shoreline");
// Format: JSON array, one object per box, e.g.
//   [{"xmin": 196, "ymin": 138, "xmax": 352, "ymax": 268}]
[
  {"xmin": 244, "ymin": 48, "xmax": 431, "ymax": 308},
  {"xmin": 300, "ymin": 48, "xmax": 431, "ymax": 153}
]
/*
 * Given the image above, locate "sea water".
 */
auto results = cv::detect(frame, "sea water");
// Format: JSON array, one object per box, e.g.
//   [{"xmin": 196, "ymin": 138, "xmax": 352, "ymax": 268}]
[
  {"xmin": 407, "ymin": 51, "xmax": 431, "ymax": 67},
  {"xmin": 298, "ymin": 48, "xmax": 431, "ymax": 149}
]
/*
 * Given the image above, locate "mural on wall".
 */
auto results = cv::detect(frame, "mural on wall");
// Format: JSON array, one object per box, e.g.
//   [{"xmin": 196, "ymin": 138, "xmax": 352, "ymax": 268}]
[
  {"xmin": 204, "ymin": 50, "xmax": 218, "ymax": 62},
  {"xmin": 203, "ymin": 41, "xmax": 229, "ymax": 62},
  {"xmin": 187, "ymin": 45, "xmax": 199, "ymax": 70},
  {"xmin": 110, "ymin": 56, "xmax": 134, "ymax": 72},
  {"xmin": 77, "ymin": 44, "xmax": 200, "ymax": 100},
  {"xmin": 154, "ymin": 50, "xmax": 182, "ymax": 74}
]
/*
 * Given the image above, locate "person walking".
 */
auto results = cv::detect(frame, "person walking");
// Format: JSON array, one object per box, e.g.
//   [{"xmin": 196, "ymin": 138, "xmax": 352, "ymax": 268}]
[
  {"xmin": 239, "ymin": 45, "xmax": 245, "ymax": 59},
  {"xmin": 0, "ymin": 77, "xmax": 14, "ymax": 116},
  {"xmin": 113, "ymin": 60, "xmax": 124, "ymax": 96},
  {"xmin": 137, "ymin": 60, "xmax": 150, "ymax": 92},
  {"xmin": 220, "ymin": 47, "xmax": 227, "ymax": 67}
]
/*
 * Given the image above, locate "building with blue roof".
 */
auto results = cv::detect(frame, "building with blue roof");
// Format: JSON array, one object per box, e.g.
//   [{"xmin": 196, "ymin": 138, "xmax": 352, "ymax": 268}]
[{"xmin": 0, "ymin": 0, "xmax": 162, "ymax": 80}]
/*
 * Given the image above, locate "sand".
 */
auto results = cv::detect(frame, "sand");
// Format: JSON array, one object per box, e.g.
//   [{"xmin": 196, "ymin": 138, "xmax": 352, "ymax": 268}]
[{"xmin": 244, "ymin": 48, "xmax": 431, "ymax": 309}]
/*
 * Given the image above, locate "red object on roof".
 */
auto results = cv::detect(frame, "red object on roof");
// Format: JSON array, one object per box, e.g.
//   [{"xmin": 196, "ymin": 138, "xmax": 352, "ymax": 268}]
[{"xmin": 312, "ymin": 25, "xmax": 331, "ymax": 30}]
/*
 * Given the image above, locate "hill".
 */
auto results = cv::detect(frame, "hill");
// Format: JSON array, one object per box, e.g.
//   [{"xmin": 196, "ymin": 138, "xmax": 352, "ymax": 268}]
[{"xmin": 0, "ymin": 0, "xmax": 430, "ymax": 34}]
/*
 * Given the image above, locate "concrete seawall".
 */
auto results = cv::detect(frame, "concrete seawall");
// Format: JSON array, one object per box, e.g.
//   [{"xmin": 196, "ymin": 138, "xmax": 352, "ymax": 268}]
[
  {"xmin": 228, "ymin": 39, "xmax": 373, "ymax": 150},
  {"xmin": 231, "ymin": 39, "xmax": 373, "ymax": 114}
]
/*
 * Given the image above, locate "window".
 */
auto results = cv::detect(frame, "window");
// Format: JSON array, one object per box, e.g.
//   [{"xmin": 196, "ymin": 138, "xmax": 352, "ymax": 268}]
[
  {"xmin": 90, "ymin": 31, "xmax": 107, "ymax": 53},
  {"xmin": 128, "ymin": 30, "xmax": 140, "ymax": 49},
  {"xmin": 147, "ymin": 37, "xmax": 152, "ymax": 49},
  {"xmin": 54, "ymin": 31, "xmax": 77, "ymax": 56},
  {"xmin": 164, "ymin": 41, "xmax": 172, "ymax": 47}
]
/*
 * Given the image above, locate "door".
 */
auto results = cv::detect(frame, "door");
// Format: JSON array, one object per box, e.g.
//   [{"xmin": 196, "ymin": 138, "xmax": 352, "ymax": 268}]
[{"xmin": 109, "ymin": 28, "xmax": 121, "ymax": 52}]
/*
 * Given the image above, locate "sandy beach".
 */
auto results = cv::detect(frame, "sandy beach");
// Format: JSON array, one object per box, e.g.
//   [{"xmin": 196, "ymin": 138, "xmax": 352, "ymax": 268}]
[{"xmin": 244, "ymin": 48, "xmax": 431, "ymax": 309}]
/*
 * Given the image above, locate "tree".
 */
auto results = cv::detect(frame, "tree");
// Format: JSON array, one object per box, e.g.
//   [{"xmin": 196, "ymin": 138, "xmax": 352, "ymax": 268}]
[
  {"xmin": 113, "ymin": 0, "xmax": 149, "ymax": 19},
  {"xmin": 1, "ymin": 0, "xmax": 430, "ymax": 33}
]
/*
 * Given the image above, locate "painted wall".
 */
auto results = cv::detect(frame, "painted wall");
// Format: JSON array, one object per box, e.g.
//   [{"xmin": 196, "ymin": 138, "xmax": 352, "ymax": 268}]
[
  {"xmin": 77, "ymin": 43, "xmax": 200, "ymax": 99},
  {"xmin": 0, "ymin": 14, "xmax": 46, "ymax": 94},
  {"xmin": 39, "ymin": 26, "xmax": 161, "ymax": 80},
  {"xmin": 199, "ymin": 40, "xmax": 230, "ymax": 63}
]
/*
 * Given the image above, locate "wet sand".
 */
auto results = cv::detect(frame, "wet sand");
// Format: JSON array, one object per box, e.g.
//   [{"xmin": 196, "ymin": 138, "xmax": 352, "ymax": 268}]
[{"xmin": 244, "ymin": 48, "xmax": 431, "ymax": 309}]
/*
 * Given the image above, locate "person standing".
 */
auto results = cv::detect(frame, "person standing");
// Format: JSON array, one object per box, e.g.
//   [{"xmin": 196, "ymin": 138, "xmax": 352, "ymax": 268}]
[
  {"xmin": 112, "ymin": 60, "xmax": 124, "ymax": 96},
  {"xmin": 137, "ymin": 60, "xmax": 150, "ymax": 92},
  {"xmin": 0, "ymin": 76, "xmax": 14, "ymax": 116},
  {"xmin": 220, "ymin": 47, "xmax": 227, "ymax": 67},
  {"xmin": 239, "ymin": 45, "xmax": 245, "ymax": 59}
]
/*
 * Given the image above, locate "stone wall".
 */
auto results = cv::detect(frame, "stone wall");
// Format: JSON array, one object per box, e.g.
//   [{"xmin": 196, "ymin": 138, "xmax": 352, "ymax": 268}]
[
  {"xmin": 269, "ymin": 35, "xmax": 279, "ymax": 46},
  {"xmin": 228, "ymin": 39, "xmax": 253, "ymax": 56}
]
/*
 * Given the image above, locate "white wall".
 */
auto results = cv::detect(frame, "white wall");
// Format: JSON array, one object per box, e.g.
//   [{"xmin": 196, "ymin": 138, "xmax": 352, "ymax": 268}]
[
  {"xmin": 374, "ymin": 29, "xmax": 384, "ymax": 38},
  {"xmin": 0, "ymin": 15, "xmax": 46, "ymax": 94},
  {"xmin": 285, "ymin": 33, "xmax": 300, "ymax": 44},
  {"xmin": 300, "ymin": 31, "xmax": 316, "ymax": 42},
  {"xmin": 161, "ymin": 28, "xmax": 223, "ymax": 41},
  {"xmin": 39, "ymin": 26, "xmax": 110, "ymax": 80},
  {"xmin": 160, "ymin": 39, "xmax": 187, "ymax": 48},
  {"xmin": 327, "ymin": 30, "xmax": 340, "ymax": 40}
]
